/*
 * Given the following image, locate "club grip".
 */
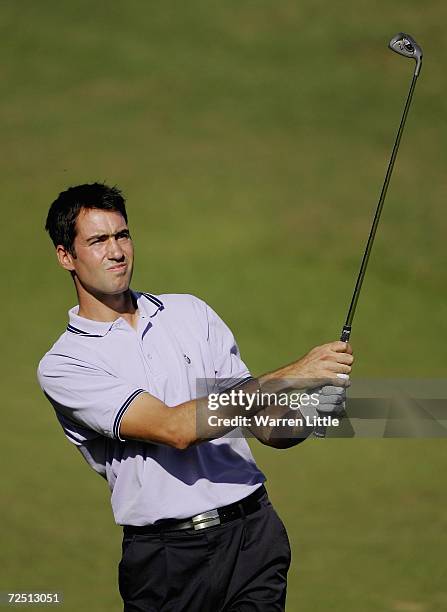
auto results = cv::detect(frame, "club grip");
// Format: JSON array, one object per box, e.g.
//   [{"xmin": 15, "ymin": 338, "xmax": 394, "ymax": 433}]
[{"xmin": 314, "ymin": 326, "xmax": 351, "ymax": 438}]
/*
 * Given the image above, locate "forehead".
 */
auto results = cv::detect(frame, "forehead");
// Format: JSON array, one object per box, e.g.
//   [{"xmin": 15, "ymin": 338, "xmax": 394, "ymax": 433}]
[{"xmin": 75, "ymin": 208, "xmax": 127, "ymax": 237}]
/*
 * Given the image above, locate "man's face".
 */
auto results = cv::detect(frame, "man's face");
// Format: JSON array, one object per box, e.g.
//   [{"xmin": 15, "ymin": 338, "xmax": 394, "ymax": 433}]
[{"xmin": 57, "ymin": 208, "xmax": 134, "ymax": 297}]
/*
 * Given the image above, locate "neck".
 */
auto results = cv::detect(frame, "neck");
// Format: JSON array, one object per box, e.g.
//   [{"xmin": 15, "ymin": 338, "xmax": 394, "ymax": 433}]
[{"xmin": 75, "ymin": 281, "xmax": 138, "ymax": 328}]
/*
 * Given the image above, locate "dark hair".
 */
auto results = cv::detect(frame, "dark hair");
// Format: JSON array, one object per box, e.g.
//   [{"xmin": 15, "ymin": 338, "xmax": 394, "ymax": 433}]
[{"xmin": 45, "ymin": 182, "xmax": 128, "ymax": 254}]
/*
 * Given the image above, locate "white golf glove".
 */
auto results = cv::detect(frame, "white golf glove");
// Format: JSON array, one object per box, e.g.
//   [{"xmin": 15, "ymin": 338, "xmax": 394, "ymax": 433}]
[
  {"xmin": 299, "ymin": 374, "xmax": 349, "ymax": 422},
  {"xmin": 316, "ymin": 384, "xmax": 347, "ymax": 416},
  {"xmin": 317, "ymin": 373, "xmax": 349, "ymax": 416}
]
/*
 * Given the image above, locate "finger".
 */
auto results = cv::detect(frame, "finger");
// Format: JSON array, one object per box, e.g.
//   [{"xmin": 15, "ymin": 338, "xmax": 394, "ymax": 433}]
[
  {"xmin": 312, "ymin": 369, "xmax": 351, "ymax": 387},
  {"xmin": 332, "ymin": 353, "xmax": 354, "ymax": 366},
  {"xmin": 317, "ymin": 372, "xmax": 350, "ymax": 388},
  {"xmin": 318, "ymin": 399, "xmax": 345, "ymax": 409},
  {"xmin": 319, "ymin": 385, "xmax": 346, "ymax": 396},
  {"xmin": 325, "ymin": 362, "xmax": 352, "ymax": 376},
  {"xmin": 337, "ymin": 373, "xmax": 351, "ymax": 388},
  {"xmin": 318, "ymin": 388, "xmax": 346, "ymax": 402},
  {"xmin": 319, "ymin": 394, "xmax": 345, "ymax": 402},
  {"xmin": 317, "ymin": 401, "xmax": 345, "ymax": 415},
  {"xmin": 328, "ymin": 341, "xmax": 352, "ymax": 354}
]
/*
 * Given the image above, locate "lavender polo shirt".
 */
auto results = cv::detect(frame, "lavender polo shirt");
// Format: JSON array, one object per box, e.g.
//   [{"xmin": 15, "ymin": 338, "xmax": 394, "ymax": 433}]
[{"xmin": 37, "ymin": 292, "xmax": 265, "ymax": 526}]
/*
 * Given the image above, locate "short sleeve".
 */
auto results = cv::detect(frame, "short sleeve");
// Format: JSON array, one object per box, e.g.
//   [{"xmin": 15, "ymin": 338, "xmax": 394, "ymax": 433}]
[
  {"xmin": 205, "ymin": 303, "xmax": 252, "ymax": 387},
  {"xmin": 37, "ymin": 354, "xmax": 146, "ymax": 442}
]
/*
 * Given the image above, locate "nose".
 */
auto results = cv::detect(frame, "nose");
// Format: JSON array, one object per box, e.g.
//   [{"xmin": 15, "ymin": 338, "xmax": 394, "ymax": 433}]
[{"xmin": 106, "ymin": 237, "xmax": 125, "ymax": 261}]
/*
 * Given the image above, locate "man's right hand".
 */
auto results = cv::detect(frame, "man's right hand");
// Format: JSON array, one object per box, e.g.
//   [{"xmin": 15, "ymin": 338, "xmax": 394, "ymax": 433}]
[{"xmin": 281, "ymin": 341, "xmax": 354, "ymax": 387}]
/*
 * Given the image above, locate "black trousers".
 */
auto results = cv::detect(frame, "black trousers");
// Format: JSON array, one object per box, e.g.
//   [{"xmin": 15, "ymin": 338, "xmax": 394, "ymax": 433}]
[{"xmin": 118, "ymin": 490, "xmax": 291, "ymax": 611}]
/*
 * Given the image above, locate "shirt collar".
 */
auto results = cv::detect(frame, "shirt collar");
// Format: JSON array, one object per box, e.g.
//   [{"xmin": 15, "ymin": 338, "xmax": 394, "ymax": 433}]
[
  {"xmin": 134, "ymin": 292, "xmax": 165, "ymax": 318},
  {"xmin": 66, "ymin": 291, "xmax": 164, "ymax": 337}
]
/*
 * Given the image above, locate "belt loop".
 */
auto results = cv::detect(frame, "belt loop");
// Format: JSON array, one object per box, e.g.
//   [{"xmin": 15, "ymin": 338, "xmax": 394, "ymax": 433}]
[{"xmin": 239, "ymin": 501, "xmax": 246, "ymax": 520}]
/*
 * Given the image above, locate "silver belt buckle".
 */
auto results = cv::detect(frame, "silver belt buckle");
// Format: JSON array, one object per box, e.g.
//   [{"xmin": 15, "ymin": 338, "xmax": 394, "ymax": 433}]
[{"xmin": 191, "ymin": 509, "xmax": 220, "ymax": 531}]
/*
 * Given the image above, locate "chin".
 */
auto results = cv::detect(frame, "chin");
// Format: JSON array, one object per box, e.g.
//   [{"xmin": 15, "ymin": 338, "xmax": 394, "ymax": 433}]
[
  {"xmin": 107, "ymin": 272, "xmax": 133, "ymax": 294},
  {"xmin": 109, "ymin": 282, "xmax": 131, "ymax": 295},
  {"xmin": 97, "ymin": 278, "xmax": 130, "ymax": 296}
]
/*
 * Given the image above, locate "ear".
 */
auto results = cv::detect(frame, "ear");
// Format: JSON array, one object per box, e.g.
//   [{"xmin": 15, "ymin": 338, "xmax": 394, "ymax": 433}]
[{"xmin": 56, "ymin": 245, "xmax": 76, "ymax": 272}]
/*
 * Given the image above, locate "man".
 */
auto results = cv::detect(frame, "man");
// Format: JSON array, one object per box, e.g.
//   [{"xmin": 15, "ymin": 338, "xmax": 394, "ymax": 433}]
[{"xmin": 38, "ymin": 182, "xmax": 353, "ymax": 611}]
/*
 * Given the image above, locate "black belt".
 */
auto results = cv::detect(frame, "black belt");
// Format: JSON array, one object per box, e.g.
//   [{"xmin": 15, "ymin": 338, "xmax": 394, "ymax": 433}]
[{"xmin": 123, "ymin": 485, "xmax": 267, "ymax": 535}]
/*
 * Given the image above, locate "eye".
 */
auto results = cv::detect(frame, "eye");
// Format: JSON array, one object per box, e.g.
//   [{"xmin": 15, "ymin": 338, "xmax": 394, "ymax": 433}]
[{"xmin": 117, "ymin": 230, "xmax": 131, "ymax": 240}]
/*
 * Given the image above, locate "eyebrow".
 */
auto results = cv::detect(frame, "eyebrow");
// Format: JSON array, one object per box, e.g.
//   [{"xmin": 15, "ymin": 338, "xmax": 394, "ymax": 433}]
[{"xmin": 86, "ymin": 228, "xmax": 130, "ymax": 243}]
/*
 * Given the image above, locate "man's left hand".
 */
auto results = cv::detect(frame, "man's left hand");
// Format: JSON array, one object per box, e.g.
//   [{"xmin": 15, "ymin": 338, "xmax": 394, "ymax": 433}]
[{"xmin": 316, "ymin": 384, "xmax": 347, "ymax": 416}]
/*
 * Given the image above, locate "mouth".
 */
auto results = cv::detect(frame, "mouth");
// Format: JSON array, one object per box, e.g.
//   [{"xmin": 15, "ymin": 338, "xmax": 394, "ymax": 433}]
[{"xmin": 107, "ymin": 263, "xmax": 128, "ymax": 272}]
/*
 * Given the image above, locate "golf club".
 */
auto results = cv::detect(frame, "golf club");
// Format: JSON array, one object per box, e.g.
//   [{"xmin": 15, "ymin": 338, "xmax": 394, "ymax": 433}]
[{"xmin": 314, "ymin": 33, "xmax": 423, "ymax": 438}]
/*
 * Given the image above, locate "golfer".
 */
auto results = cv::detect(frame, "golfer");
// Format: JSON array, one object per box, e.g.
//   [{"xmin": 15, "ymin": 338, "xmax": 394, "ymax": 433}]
[{"xmin": 38, "ymin": 182, "xmax": 353, "ymax": 611}]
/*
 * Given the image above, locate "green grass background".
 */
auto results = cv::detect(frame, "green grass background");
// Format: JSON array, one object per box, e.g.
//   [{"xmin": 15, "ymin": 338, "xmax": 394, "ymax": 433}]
[{"xmin": 2, "ymin": 1, "xmax": 446, "ymax": 610}]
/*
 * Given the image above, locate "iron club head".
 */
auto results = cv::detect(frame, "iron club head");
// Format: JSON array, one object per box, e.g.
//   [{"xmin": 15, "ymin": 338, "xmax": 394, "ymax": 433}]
[{"xmin": 389, "ymin": 33, "xmax": 423, "ymax": 77}]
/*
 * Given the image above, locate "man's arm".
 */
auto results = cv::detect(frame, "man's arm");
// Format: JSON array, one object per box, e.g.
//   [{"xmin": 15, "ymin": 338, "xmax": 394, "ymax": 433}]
[{"xmin": 120, "ymin": 340, "xmax": 353, "ymax": 449}]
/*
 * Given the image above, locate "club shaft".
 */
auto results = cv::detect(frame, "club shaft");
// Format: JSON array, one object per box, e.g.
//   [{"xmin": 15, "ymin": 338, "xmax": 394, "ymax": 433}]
[
  {"xmin": 342, "ymin": 72, "xmax": 419, "ymax": 341},
  {"xmin": 314, "ymin": 70, "xmax": 420, "ymax": 439}
]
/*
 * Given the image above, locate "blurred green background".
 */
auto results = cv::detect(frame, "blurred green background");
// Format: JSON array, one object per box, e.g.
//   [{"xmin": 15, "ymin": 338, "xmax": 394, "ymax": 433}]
[{"xmin": 2, "ymin": 1, "xmax": 446, "ymax": 610}]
